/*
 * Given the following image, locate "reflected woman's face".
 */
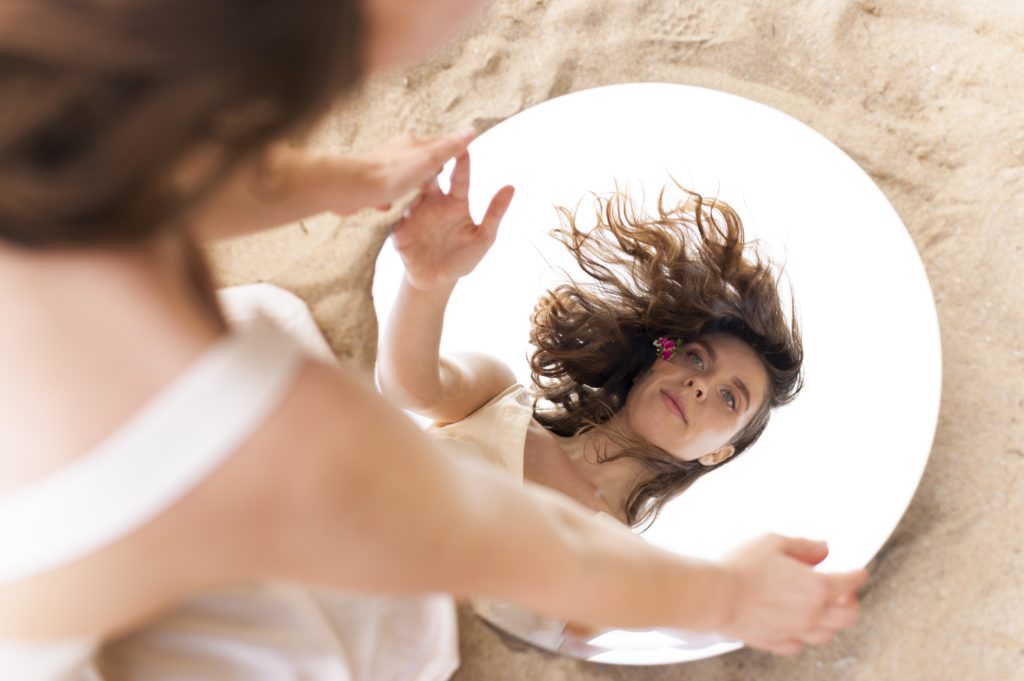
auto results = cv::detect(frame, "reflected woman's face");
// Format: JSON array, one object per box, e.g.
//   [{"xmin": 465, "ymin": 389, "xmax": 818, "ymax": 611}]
[{"xmin": 623, "ymin": 334, "xmax": 769, "ymax": 464}]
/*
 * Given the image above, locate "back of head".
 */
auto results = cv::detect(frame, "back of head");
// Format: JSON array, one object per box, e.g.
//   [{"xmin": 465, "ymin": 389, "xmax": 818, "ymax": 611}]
[{"xmin": 0, "ymin": 0, "xmax": 364, "ymax": 248}]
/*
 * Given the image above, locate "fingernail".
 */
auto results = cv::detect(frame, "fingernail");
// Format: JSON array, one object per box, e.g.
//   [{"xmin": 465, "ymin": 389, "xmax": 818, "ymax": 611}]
[{"xmin": 458, "ymin": 125, "xmax": 477, "ymax": 139}]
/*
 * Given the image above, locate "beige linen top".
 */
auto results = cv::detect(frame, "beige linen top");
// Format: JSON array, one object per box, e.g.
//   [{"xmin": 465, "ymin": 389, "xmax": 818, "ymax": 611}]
[{"xmin": 427, "ymin": 384, "xmax": 572, "ymax": 651}]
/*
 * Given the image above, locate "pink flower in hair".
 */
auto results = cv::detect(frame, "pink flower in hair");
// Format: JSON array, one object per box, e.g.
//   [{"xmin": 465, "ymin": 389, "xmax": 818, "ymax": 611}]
[{"xmin": 653, "ymin": 336, "xmax": 679, "ymax": 361}]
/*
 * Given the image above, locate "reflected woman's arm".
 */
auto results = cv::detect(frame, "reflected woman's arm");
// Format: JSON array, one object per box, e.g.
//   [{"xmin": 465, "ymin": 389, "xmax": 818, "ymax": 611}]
[
  {"xmin": 377, "ymin": 152, "xmax": 519, "ymax": 423},
  {"xmin": 378, "ymin": 278, "xmax": 518, "ymax": 423}
]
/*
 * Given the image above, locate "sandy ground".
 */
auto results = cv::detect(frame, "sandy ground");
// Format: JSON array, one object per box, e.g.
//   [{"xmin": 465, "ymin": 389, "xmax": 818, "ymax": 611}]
[{"xmin": 210, "ymin": 1, "xmax": 1024, "ymax": 678}]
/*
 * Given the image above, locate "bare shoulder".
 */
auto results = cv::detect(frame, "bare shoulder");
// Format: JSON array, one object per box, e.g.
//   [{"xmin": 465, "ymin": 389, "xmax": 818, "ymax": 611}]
[
  {"xmin": 0, "ymin": 238, "xmax": 224, "ymax": 490},
  {"xmin": 0, "ymin": 358, "xmax": 386, "ymax": 640}
]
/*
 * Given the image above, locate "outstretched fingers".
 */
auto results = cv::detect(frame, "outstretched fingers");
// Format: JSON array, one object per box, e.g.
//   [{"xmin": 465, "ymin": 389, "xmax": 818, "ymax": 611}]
[
  {"xmin": 449, "ymin": 152, "xmax": 471, "ymax": 200},
  {"xmin": 786, "ymin": 573, "xmax": 862, "ymax": 649},
  {"xmin": 478, "ymin": 185, "xmax": 516, "ymax": 243},
  {"xmin": 421, "ymin": 128, "xmax": 476, "ymax": 183},
  {"xmin": 766, "ymin": 639, "xmax": 804, "ymax": 656},
  {"xmin": 780, "ymin": 536, "xmax": 830, "ymax": 566},
  {"xmin": 420, "ymin": 173, "xmax": 442, "ymax": 197},
  {"xmin": 821, "ymin": 592, "xmax": 861, "ymax": 626},
  {"xmin": 824, "ymin": 569, "xmax": 869, "ymax": 603}
]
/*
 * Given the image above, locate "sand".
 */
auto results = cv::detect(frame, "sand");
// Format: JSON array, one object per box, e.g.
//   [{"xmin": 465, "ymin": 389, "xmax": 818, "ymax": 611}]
[{"xmin": 209, "ymin": 0, "xmax": 1024, "ymax": 678}]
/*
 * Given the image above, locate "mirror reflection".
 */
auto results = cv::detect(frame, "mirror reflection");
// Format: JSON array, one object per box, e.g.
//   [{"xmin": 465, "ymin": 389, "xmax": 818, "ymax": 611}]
[
  {"xmin": 379, "ymin": 175, "xmax": 802, "ymax": 653},
  {"xmin": 372, "ymin": 83, "xmax": 941, "ymax": 664}
]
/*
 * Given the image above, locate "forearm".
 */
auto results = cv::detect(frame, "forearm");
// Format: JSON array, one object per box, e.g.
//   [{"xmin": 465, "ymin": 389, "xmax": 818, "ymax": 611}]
[
  {"xmin": 189, "ymin": 146, "xmax": 363, "ymax": 242},
  {"xmin": 364, "ymin": 454, "xmax": 736, "ymax": 631},
  {"xmin": 190, "ymin": 130, "xmax": 476, "ymax": 243},
  {"xmin": 376, "ymin": 276, "xmax": 457, "ymax": 410},
  {"xmin": 270, "ymin": 364, "xmax": 736, "ymax": 632},
  {"xmin": 524, "ymin": 488, "xmax": 737, "ymax": 631}
]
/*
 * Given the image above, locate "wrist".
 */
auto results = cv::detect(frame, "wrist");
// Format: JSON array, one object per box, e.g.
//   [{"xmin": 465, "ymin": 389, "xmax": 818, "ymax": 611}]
[
  {"xmin": 300, "ymin": 153, "xmax": 364, "ymax": 216},
  {"xmin": 401, "ymin": 271, "xmax": 459, "ymax": 296},
  {"xmin": 707, "ymin": 562, "xmax": 742, "ymax": 633},
  {"xmin": 666, "ymin": 558, "xmax": 740, "ymax": 633},
  {"xmin": 248, "ymin": 144, "xmax": 338, "ymax": 217}
]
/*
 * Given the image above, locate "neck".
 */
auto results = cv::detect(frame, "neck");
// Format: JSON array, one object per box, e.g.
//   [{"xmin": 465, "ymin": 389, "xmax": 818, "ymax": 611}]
[
  {"xmin": 0, "ymin": 229, "xmax": 225, "ymax": 335},
  {"xmin": 557, "ymin": 416, "xmax": 653, "ymax": 522}
]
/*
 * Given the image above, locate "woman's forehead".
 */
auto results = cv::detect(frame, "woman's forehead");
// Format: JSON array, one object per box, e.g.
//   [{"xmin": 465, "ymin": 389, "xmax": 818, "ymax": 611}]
[{"xmin": 690, "ymin": 333, "xmax": 758, "ymax": 360}]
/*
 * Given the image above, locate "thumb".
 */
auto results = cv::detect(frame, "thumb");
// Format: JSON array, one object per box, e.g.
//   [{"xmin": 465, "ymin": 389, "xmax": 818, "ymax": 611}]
[
  {"xmin": 824, "ymin": 569, "xmax": 870, "ymax": 602},
  {"xmin": 780, "ymin": 537, "xmax": 830, "ymax": 566}
]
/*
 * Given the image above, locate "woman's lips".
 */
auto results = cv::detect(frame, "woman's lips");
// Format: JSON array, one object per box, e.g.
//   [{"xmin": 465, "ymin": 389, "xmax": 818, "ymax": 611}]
[{"xmin": 661, "ymin": 391, "xmax": 688, "ymax": 423}]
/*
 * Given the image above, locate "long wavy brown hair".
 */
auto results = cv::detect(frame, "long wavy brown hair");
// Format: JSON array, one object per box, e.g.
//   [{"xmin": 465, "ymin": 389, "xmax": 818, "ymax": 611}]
[
  {"xmin": 529, "ymin": 186, "xmax": 804, "ymax": 530},
  {"xmin": 0, "ymin": 1, "xmax": 364, "ymax": 248}
]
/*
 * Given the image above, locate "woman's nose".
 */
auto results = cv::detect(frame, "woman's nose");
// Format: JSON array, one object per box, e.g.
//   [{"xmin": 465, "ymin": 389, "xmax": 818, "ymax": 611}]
[{"xmin": 685, "ymin": 377, "xmax": 707, "ymax": 400}]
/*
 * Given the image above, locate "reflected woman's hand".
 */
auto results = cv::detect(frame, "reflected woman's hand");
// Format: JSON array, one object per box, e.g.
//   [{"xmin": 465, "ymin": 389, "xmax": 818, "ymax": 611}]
[
  {"xmin": 391, "ymin": 152, "xmax": 515, "ymax": 292},
  {"xmin": 718, "ymin": 534, "xmax": 868, "ymax": 655}
]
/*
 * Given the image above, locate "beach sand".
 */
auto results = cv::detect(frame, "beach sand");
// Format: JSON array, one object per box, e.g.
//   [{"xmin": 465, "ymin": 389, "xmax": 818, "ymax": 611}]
[{"xmin": 210, "ymin": 0, "xmax": 1024, "ymax": 678}]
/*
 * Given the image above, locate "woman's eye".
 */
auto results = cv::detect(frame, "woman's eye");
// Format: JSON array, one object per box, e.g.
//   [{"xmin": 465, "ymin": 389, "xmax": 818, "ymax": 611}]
[
  {"xmin": 687, "ymin": 351, "xmax": 705, "ymax": 370},
  {"xmin": 721, "ymin": 389, "xmax": 737, "ymax": 411}
]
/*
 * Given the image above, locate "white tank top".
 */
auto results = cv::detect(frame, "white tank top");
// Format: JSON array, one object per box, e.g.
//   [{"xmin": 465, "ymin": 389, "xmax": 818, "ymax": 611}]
[{"xmin": 0, "ymin": 285, "xmax": 459, "ymax": 681}]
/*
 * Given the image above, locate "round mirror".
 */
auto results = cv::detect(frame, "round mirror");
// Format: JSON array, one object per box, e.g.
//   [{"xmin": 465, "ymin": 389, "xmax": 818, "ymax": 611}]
[{"xmin": 371, "ymin": 83, "xmax": 941, "ymax": 664}]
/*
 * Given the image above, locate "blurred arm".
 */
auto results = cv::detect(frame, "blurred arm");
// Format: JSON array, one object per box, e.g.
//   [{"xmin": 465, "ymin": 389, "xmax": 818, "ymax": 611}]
[
  {"xmin": 255, "ymin": 359, "xmax": 734, "ymax": 632},
  {"xmin": 188, "ymin": 144, "xmax": 353, "ymax": 241},
  {"xmin": 189, "ymin": 131, "xmax": 476, "ymax": 241},
  {"xmin": 2, "ymin": 358, "xmax": 862, "ymax": 655}
]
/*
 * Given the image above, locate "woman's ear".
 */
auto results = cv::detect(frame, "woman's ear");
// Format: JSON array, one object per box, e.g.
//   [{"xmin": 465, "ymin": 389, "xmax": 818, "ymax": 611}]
[{"xmin": 697, "ymin": 444, "xmax": 735, "ymax": 467}]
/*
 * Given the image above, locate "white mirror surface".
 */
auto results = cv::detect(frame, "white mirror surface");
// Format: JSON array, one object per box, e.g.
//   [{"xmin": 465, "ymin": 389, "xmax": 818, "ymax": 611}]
[{"xmin": 372, "ymin": 83, "xmax": 942, "ymax": 664}]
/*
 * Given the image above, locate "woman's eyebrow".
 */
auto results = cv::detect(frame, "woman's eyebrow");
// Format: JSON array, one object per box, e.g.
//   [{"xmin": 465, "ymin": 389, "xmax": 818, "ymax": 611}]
[{"xmin": 692, "ymin": 339, "xmax": 717, "ymax": 362}]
